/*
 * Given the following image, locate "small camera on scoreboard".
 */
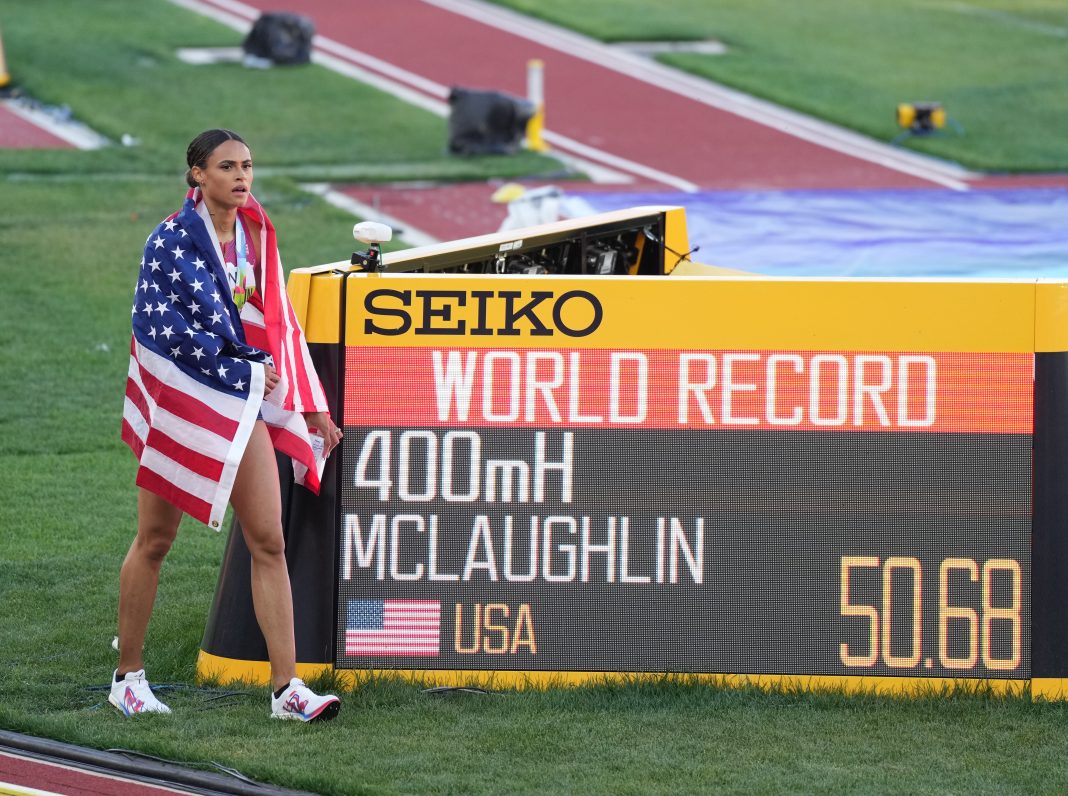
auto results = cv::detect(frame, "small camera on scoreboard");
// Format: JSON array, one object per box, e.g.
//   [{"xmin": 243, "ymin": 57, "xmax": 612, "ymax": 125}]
[
  {"xmin": 585, "ymin": 238, "xmax": 635, "ymax": 275},
  {"xmin": 351, "ymin": 221, "xmax": 393, "ymax": 272},
  {"xmin": 497, "ymin": 252, "xmax": 555, "ymax": 275}
]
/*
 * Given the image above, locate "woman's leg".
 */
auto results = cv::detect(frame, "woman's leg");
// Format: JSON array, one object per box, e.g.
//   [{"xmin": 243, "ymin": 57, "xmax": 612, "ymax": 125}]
[
  {"xmin": 229, "ymin": 421, "xmax": 297, "ymax": 691},
  {"xmin": 116, "ymin": 488, "xmax": 183, "ymax": 675}
]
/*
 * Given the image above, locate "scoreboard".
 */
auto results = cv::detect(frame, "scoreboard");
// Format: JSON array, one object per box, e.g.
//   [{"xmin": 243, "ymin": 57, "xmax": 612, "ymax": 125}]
[
  {"xmin": 198, "ymin": 207, "xmax": 1068, "ymax": 698},
  {"xmin": 333, "ymin": 274, "xmax": 1042, "ymax": 689}
]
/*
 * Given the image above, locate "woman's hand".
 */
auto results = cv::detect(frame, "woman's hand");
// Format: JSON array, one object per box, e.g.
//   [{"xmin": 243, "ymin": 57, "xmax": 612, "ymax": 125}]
[
  {"xmin": 304, "ymin": 411, "xmax": 343, "ymax": 457},
  {"xmin": 263, "ymin": 364, "xmax": 281, "ymax": 396}
]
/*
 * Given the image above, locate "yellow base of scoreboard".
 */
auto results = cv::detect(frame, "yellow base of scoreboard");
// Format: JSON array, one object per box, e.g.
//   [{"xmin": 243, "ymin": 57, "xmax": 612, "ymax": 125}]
[
  {"xmin": 1031, "ymin": 679, "xmax": 1068, "ymax": 701},
  {"xmin": 196, "ymin": 649, "xmax": 1038, "ymax": 699},
  {"xmin": 196, "ymin": 650, "xmax": 336, "ymax": 687}
]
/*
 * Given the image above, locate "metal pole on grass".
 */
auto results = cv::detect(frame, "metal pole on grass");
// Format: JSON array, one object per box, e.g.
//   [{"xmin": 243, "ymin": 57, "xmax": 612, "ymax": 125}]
[
  {"xmin": 524, "ymin": 58, "xmax": 549, "ymax": 152},
  {"xmin": 0, "ymin": 26, "xmax": 10, "ymax": 88}
]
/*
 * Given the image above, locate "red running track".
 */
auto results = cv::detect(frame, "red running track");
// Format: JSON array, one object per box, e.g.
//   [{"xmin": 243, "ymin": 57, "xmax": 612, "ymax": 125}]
[
  {"xmin": 0, "ymin": 749, "xmax": 190, "ymax": 795},
  {"xmin": 0, "ymin": 104, "xmax": 74, "ymax": 149},
  {"xmin": 228, "ymin": 0, "xmax": 953, "ymax": 191}
]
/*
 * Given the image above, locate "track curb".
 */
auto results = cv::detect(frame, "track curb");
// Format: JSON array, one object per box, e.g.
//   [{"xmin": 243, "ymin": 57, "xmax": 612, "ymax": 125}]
[{"xmin": 0, "ymin": 730, "xmax": 317, "ymax": 796}]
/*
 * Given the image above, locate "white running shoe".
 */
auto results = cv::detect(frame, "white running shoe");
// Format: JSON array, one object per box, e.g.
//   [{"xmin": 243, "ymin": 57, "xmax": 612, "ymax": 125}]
[
  {"xmin": 270, "ymin": 678, "xmax": 341, "ymax": 722},
  {"xmin": 108, "ymin": 669, "xmax": 172, "ymax": 716}
]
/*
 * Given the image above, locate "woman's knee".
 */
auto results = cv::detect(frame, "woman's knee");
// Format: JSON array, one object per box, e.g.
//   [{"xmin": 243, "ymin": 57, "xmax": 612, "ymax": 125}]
[
  {"xmin": 134, "ymin": 488, "xmax": 181, "ymax": 563},
  {"xmin": 134, "ymin": 522, "xmax": 178, "ymax": 563},
  {"xmin": 243, "ymin": 521, "xmax": 286, "ymax": 560}
]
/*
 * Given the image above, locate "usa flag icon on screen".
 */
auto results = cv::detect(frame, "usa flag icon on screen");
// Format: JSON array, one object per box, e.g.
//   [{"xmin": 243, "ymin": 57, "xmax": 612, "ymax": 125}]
[{"xmin": 345, "ymin": 599, "xmax": 442, "ymax": 656}]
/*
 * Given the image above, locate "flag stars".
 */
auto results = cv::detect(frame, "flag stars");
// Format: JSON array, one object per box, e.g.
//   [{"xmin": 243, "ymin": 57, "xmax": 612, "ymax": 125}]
[
  {"xmin": 139, "ymin": 278, "xmax": 150, "ymax": 292},
  {"xmin": 187, "ymin": 300, "xmax": 201, "ymax": 315},
  {"xmin": 190, "ymin": 278, "xmax": 205, "ymax": 293},
  {"xmin": 148, "ymin": 258, "xmax": 162, "ymax": 272},
  {"xmin": 209, "ymin": 310, "xmax": 223, "ymax": 325},
  {"xmin": 154, "ymin": 301, "xmax": 168, "ymax": 315},
  {"xmin": 170, "ymin": 346, "xmax": 182, "ymax": 358},
  {"xmin": 160, "ymin": 325, "xmax": 175, "ymax": 340},
  {"xmin": 183, "ymin": 327, "xmax": 197, "ymax": 338},
  {"xmin": 193, "ymin": 257, "xmax": 206, "ymax": 270},
  {"xmin": 147, "ymin": 327, "xmax": 158, "ymax": 339},
  {"xmin": 171, "ymin": 245, "xmax": 185, "ymax": 260},
  {"xmin": 233, "ymin": 379, "xmax": 246, "ymax": 391},
  {"xmin": 163, "ymin": 219, "xmax": 177, "ymax": 232},
  {"xmin": 192, "ymin": 320, "xmax": 203, "ymax": 330},
  {"xmin": 167, "ymin": 269, "xmax": 182, "ymax": 283},
  {"xmin": 192, "ymin": 346, "xmax": 205, "ymax": 360},
  {"xmin": 166, "ymin": 291, "xmax": 180, "ymax": 304},
  {"xmin": 152, "ymin": 235, "xmax": 165, "ymax": 249},
  {"xmin": 217, "ymin": 364, "xmax": 229, "ymax": 379}
]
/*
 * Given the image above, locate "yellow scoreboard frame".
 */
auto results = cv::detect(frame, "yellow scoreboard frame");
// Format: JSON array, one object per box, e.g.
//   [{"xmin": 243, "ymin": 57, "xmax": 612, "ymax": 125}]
[{"xmin": 197, "ymin": 206, "xmax": 1068, "ymax": 700}]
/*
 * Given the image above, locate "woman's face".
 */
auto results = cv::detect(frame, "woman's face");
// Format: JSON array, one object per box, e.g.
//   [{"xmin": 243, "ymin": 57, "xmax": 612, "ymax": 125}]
[{"xmin": 192, "ymin": 139, "xmax": 253, "ymax": 211}]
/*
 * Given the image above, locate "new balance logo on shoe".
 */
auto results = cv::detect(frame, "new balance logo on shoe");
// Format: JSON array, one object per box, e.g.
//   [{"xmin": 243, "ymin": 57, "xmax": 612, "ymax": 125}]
[
  {"xmin": 123, "ymin": 687, "xmax": 145, "ymax": 716},
  {"xmin": 284, "ymin": 692, "xmax": 309, "ymax": 715}
]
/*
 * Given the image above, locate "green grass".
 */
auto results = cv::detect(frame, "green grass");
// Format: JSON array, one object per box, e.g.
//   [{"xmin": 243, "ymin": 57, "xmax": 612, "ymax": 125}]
[
  {"xmin": 489, "ymin": 0, "xmax": 1068, "ymax": 172},
  {"xmin": 3, "ymin": 1, "xmax": 1068, "ymax": 794}
]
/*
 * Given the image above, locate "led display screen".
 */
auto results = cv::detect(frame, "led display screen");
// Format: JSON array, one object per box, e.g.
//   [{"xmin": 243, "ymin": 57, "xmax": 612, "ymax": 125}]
[{"xmin": 335, "ymin": 278, "xmax": 1032, "ymax": 679}]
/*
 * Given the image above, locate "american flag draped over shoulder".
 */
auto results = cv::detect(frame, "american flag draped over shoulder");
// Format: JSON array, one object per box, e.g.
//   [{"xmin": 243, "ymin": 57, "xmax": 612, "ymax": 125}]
[{"xmin": 122, "ymin": 188, "xmax": 329, "ymax": 530}]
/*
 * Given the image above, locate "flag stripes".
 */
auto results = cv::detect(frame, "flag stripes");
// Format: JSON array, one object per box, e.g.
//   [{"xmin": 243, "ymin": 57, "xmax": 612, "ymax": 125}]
[
  {"xmin": 122, "ymin": 189, "xmax": 329, "ymax": 528},
  {"xmin": 345, "ymin": 600, "xmax": 442, "ymax": 656}
]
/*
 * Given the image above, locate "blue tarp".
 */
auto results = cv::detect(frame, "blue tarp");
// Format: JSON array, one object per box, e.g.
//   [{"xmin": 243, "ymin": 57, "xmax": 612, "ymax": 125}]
[{"xmin": 571, "ymin": 188, "xmax": 1068, "ymax": 278}]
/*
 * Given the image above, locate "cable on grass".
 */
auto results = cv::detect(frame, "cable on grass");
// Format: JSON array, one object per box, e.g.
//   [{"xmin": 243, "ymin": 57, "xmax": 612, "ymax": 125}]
[
  {"xmin": 105, "ymin": 748, "xmax": 262, "ymax": 787},
  {"xmin": 422, "ymin": 686, "xmax": 498, "ymax": 696},
  {"xmin": 82, "ymin": 682, "xmax": 253, "ymax": 712}
]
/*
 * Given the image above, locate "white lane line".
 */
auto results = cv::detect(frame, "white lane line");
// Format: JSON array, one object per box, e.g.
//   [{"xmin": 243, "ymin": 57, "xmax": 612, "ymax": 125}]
[
  {"xmin": 1, "ymin": 100, "xmax": 109, "ymax": 150},
  {"xmin": 310, "ymin": 50, "xmax": 452, "ymax": 118},
  {"xmin": 421, "ymin": 0, "xmax": 977, "ymax": 189},
  {"xmin": 313, "ymin": 36, "xmax": 452, "ymax": 99},
  {"xmin": 542, "ymin": 131, "xmax": 699, "ymax": 192},
  {"xmin": 301, "ymin": 183, "xmax": 442, "ymax": 247}
]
